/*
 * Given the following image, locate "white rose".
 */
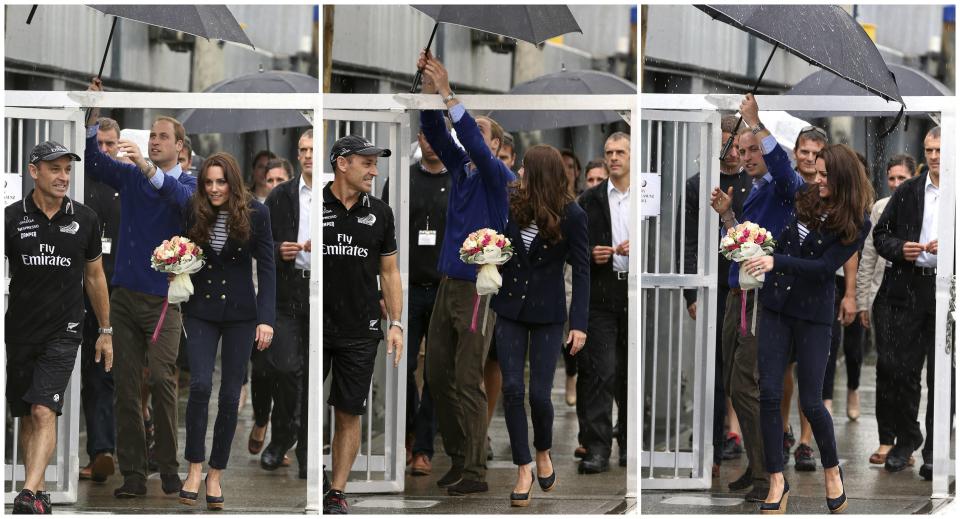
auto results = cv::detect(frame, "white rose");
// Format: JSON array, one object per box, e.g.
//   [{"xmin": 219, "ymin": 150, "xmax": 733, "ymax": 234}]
[
  {"xmin": 482, "ymin": 245, "xmax": 501, "ymax": 262},
  {"xmin": 464, "ymin": 239, "xmax": 478, "ymax": 251}
]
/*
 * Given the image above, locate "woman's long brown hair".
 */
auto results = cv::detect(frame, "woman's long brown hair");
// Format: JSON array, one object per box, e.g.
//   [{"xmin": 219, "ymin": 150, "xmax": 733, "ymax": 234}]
[
  {"xmin": 508, "ymin": 144, "xmax": 574, "ymax": 244},
  {"xmin": 188, "ymin": 152, "xmax": 252, "ymax": 246},
  {"xmin": 794, "ymin": 143, "xmax": 875, "ymax": 244}
]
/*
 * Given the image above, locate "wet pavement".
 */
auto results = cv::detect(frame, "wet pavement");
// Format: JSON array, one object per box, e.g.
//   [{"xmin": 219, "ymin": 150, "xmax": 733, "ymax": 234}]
[
  {"xmin": 641, "ymin": 352, "xmax": 955, "ymax": 514},
  {"xmin": 11, "ymin": 369, "xmax": 309, "ymax": 514},
  {"xmin": 347, "ymin": 367, "xmax": 634, "ymax": 514}
]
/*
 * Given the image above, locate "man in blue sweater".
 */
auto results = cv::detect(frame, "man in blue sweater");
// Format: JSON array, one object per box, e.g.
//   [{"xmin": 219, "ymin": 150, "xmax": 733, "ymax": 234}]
[
  {"xmin": 709, "ymin": 93, "xmax": 804, "ymax": 502},
  {"xmin": 418, "ymin": 52, "xmax": 515, "ymax": 495},
  {"xmin": 85, "ymin": 78, "xmax": 197, "ymax": 498}
]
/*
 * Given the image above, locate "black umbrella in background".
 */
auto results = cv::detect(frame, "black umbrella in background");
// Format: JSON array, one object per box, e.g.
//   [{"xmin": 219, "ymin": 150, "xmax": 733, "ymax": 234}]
[
  {"xmin": 409, "ymin": 5, "xmax": 583, "ymax": 92},
  {"xmin": 695, "ymin": 5, "xmax": 904, "ymax": 158},
  {"xmin": 86, "ymin": 5, "xmax": 255, "ymax": 79},
  {"xmin": 489, "ymin": 68, "xmax": 636, "ymax": 131}
]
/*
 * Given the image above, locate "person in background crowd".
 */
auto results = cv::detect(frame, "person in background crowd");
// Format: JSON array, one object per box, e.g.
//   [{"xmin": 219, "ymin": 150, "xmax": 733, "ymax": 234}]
[
  {"xmin": 258, "ymin": 130, "xmax": 314, "ymax": 482},
  {"xmin": 77, "ymin": 117, "xmax": 123, "ymax": 484},
  {"xmin": 491, "ymin": 144, "xmax": 589, "ymax": 506},
  {"xmin": 265, "ymin": 158, "xmax": 293, "ymax": 192},
  {"xmin": 7, "ymin": 141, "xmax": 113, "ymax": 514},
  {"xmin": 873, "ymin": 126, "xmax": 950, "ymax": 481},
  {"xmin": 250, "ymin": 150, "xmax": 278, "ymax": 203},
  {"xmin": 856, "ymin": 154, "xmax": 915, "ymax": 466},
  {"xmin": 683, "ymin": 114, "xmax": 751, "ymax": 478},
  {"xmin": 86, "ymin": 77, "xmax": 197, "ymax": 499},
  {"xmin": 382, "ymin": 129, "xmax": 446, "ymax": 477},
  {"xmin": 576, "ymin": 132, "xmax": 630, "ymax": 474},
  {"xmin": 561, "ymin": 149, "xmax": 583, "ymax": 196},
  {"xmin": 178, "ymin": 136, "xmax": 194, "ymax": 175},
  {"xmin": 583, "ymin": 160, "xmax": 609, "ymax": 190},
  {"xmin": 178, "ymin": 153, "xmax": 275, "ymax": 511},
  {"xmin": 499, "ymin": 132, "xmax": 517, "ymax": 171}
]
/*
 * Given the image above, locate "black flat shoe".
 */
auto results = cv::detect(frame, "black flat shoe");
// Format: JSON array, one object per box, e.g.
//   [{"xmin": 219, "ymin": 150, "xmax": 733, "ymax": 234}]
[
  {"xmin": 536, "ymin": 453, "xmax": 556, "ymax": 492},
  {"xmin": 510, "ymin": 469, "xmax": 535, "ymax": 507},
  {"xmin": 827, "ymin": 466, "xmax": 847, "ymax": 514},
  {"xmin": 759, "ymin": 478, "xmax": 789, "ymax": 514},
  {"xmin": 205, "ymin": 476, "xmax": 224, "ymax": 511},
  {"xmin": 729, "ymin": 468, "xmax": 753, "ymax": 491}
]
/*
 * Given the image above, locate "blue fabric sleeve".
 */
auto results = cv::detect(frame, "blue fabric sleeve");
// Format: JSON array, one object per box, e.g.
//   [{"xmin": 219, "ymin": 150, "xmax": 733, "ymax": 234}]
[
  {"xmin": 85, "ymin": 126, "xmax": 135, "ymax": 192},
  {"xmin": 451, "ymin": 110, "xmax": 516, "ymax": 188},
  {"xmin": 567, "ymin": 205, "xmax": 591, "ymax": 333},
  {"xmin": 253, "ymin": 204, "xmax": 276, "ymax": 327},
  {"xmin": 763, "ymin": 142, "xmax": 803, "ymax": 201},
  {"xmin": 420, "ymin": 110, "xmax": 469, "ymax": 180},
  {"xmin": 449, "ymin": 103, "xmax": 466, "ymax": 123},
  {"xmin": 149, "ymin": 169, "xmax": 165, "ymax": 190}
]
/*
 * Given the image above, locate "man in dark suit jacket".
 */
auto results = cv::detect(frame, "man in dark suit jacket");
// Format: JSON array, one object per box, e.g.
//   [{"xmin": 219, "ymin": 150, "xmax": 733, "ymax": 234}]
[
  {"xmin": 575, "ymin": 132, "xmax": 631, "ymax": 473},
  {"xmin": 257, "ymin": 129, "xmax": 313, "ymax": 479},
  {"xmin": 872, "ymin": 126, "xmax": 948, "ymax": 480}
]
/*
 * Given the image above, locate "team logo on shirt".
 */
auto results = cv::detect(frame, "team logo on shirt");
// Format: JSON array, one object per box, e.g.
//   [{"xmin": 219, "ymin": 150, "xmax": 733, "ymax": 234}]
[
  {"xmin": 53, "ymin": 394, "xmax": 60, "ymax": 403},
  {"xmin": 66, "ymin": 322, "xmax": 80, "ymax": 333},
  {"xmin": 59, "ymin": 221, "xmax": 79, "ymax": 235},
  {"xmin": 357, "ymin": 214, "xmax": 376, "ymax": 226},
  {"xmin": 369, "ymin": 320, "xmax": 379, "ymax": 330}
]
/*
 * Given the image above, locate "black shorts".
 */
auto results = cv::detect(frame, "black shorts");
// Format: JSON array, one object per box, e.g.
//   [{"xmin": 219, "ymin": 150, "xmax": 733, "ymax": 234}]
[
  {"xmin": 323, "ymin": 335, "xmax": 380, "ymax": 415},
  {"xmin": 6, "ymin": 338, "xmax": 81, "ymax": 417}
]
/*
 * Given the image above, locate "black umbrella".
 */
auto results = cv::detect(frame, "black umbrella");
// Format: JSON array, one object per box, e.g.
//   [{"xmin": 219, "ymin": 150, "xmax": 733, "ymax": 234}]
[
  {"xmin": 409, "ymin": 5, "xmax": 582, "ymax": 92},
  {"xmin": 88, "ymin": 5, "xmax": 255, "ymax": 79},
  {"xmin": 178, "ymin": 70, "xmax": 316, "ymax": 134},
  {"xmin": 489, "ymin": 68, "xmax": 636, "ymax": 131},
  {"xmin": 786, "ymin": 63, "xmax": 950, "ymax": 117},
  {"xmin": 695, "ymin": 5, "xmax": 905, "ymax": 156}
]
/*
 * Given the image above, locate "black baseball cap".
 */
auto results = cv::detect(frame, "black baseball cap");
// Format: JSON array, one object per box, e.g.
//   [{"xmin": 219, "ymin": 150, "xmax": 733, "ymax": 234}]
[
  {"xmin": 29, "ymin": 141, "xmax": 81, "ymax": 164},
  {"xmin": 329, "ymin": 135, "xmax": 391, "ymax": 167}
]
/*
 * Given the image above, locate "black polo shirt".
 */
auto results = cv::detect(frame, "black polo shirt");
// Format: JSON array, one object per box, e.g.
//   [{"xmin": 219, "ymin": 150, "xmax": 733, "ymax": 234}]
[
  {"xmin": 322, "ymin": 183, "xmax": 398, "ymax": 339},
  {"xmin": 5, "ymin": 192, "xmax": 102, "ymax": 344}
]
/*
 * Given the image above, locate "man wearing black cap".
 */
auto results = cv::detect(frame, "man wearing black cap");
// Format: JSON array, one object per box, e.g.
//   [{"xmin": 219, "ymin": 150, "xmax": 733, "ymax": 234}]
[
  {"xmin": 322, "ymin": 135, "xmax": 403, "ymax": 514},
  {"xmin": 6, "ymin": 141, "xmax": 113, "ymax": 514}
]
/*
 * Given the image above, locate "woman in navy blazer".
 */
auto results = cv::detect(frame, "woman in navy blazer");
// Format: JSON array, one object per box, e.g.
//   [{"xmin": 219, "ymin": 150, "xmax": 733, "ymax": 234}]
[
  {"xmin": 178, "ymin": 152, "xmax": 276, "ymax": 510},
  {"xmin": 744, "ymin": 144, "xmax": 872, "ymax": 514},
  {"xmin": 490, "ymin": 145, "xmax": 590, "ymax": 506}
]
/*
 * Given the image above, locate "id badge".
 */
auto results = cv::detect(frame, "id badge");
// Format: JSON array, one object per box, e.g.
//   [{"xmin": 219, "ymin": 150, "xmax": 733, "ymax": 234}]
[
  {"xmin": 418, "ymin": 230, "xmax": 437, "ymax": 246},
  {"xmin": 102, "ymin": 238, "xmax": 113, "ymax": 255}
]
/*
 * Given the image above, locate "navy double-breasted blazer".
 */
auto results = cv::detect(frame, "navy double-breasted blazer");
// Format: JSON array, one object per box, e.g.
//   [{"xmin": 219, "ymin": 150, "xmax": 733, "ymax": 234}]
[
  {"xmin": 758, "ymin": 203, "xmax": 870, "ymax": 325},
  {"xmin": 182, "ymin": 201, "xmax": 276, "ymax": 326},
  {"xmin": 490, "ymin": 201, "xmax": 591, "ymax": 332}
]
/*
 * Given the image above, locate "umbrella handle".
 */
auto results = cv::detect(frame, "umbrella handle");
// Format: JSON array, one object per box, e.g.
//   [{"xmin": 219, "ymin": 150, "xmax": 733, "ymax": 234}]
[
  {"xmin": 410, "ymin": 22, "xmax": 440, "ymax": 93},
  {"xmin": 721, "ymin": 43, "xmax": 779, "ymax": 160}
]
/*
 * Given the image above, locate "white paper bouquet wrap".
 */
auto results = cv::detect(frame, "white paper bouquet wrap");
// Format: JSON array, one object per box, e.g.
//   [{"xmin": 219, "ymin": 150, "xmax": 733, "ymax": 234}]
[
  {"xmin": 460, "ymin": 228, "xmax": 514, "ymax": 333},
  {"xmin": 148, "ymin": 236, "xmax": 206, "ymax": 343},
  {"xmin": 719, "ymin": 222, "xmax": 776, "ymax": 335}
]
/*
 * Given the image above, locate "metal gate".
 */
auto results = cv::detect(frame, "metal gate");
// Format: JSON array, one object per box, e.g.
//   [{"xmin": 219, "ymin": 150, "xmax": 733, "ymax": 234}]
[
  {"xmin": 321, "ymin": 108, "xmax": 410, "ymax": 493},
  {"xmin": 640, "ymin": 93, "xmax": 956, "ymax": 497},
  {"xmin": 640, "ymin": 108, "xmax": 720, "ymax": 489},
  {"xmin": 4, "ymin": 106, "xmax": 87, "ymax": 504}
]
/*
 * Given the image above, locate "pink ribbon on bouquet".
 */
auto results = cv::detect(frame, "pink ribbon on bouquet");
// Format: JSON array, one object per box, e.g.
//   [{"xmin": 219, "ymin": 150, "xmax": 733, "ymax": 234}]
[
  {"xmin": 469, "ymin": 293, "xmax": 481, "ymax": 333},
  {"xmin": 150, "ymin": 280, "xmax": 171, "ymax": 344},
  {"xmin": 739, "ymin": 290, "xmax": 748, "ymax": 337}
]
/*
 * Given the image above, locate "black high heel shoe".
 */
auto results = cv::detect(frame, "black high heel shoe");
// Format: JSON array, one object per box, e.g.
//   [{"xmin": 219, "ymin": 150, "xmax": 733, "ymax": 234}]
[
  {"xmin": 510, "ymin": 468, "xmax": 536, "ymax": 507},
  {"xmin": 205, "ymin": 476, "xmax": 224, "ymax": 511},
  {"xmin": 536, "ymin": 452, "xmax": 557, "ymax": 492},
  {"xmin": 759, "ymin": 478, "xmax": 790, "ymax": 514},
  {"xmin": 826, "ymin": 465, "xmax": 847, "ymax": 514}
]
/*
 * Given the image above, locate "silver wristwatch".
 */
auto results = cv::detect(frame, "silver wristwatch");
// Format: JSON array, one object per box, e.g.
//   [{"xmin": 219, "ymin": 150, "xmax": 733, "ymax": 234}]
[
  {"xmin": 389, "ymin": 320, "xmax": 404, "ymax": 332},
  {"xmin": 751, "ymin": 121, "xmax": 766, "ymax": 135},
  {"xmin": 442, "ymin": 91, "xmax": 457, "ymax": 104},
  {"xmin": 98, "ymin": 327, "xmax": 113, "ymax": 335}
]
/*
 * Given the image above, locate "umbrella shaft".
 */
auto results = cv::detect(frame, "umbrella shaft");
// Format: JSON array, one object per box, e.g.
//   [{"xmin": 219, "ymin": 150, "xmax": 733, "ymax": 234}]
[
  {"xmin": 97, "ymin": 16, "xmax": 119, "ymax": 79},
  {"xmin": 722, "ymin": 44, "xmax": 779, "ymax": 160},
  {"xmin": 410, "ymin": 22, "xmax": 440, "ymax": 93}
]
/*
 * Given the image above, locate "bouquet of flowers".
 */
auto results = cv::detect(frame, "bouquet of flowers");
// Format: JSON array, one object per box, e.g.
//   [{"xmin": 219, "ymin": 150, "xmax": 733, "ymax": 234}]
[
  {"xmin": 149, "ymin": 236, "xmax": 206, "ymax": 343},
  {"xmin": 719, "ymin": 221, "xmax": 775, "ymax": 335},
  {"xmin": 720, "ymin": 221, "xmax": 775, "ymax": 290},
  {"xmin": 460, "ymin": 228, "xmax": 514, "ymax": 333}
]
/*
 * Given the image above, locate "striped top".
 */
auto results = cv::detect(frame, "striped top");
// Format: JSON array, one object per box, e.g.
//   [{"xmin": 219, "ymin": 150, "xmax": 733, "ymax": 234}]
[
  {"xmin": 209, "ymin": 211, "xmax": 229, "ymax": 253},
  {"xmin": 520, "ymin": 222, "xmax": 539, "ymax": 251},
  {"xmin": 797, "ymin": 214, "xmax": 827, "ymax": 243}
]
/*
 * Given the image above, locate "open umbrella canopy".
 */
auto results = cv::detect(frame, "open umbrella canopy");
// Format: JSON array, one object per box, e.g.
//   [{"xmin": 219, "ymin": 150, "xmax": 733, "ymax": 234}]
[
  {"xmin": 178, "ymin": 70, "xmax": 316, "ymax": 134},
  {"xmin": 411, "ymin": 5, "xmax": 582, "ymax": 45},
  {"xmin": 696, "ymin": 5, "xmax": 903, "ymax": 106},
  {"xmin": 786, "ymin": 63, "xmax": 950, "ymax": 118},
  {"xmin": 89, "ymin": 5, "xmax": 254, "ymax": 48},
  {"xmin": 489, "ymin": 69, "xmax": 636, "ymax": 131}
]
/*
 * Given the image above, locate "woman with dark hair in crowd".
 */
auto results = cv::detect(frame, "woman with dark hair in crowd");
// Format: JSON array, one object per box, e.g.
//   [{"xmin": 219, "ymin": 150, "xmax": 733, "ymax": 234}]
[
  {"xmin": 491, "ymin": 144, "xmax": 590, "ymax": 506},
  {"xmin": 179, "ymin": 152, "xmax": 276, "ymax": 510},
  {"xmin": 744, "ymin": 143, "xmax": 873, "ymax": 514},
  {"xmin": 560, "ymin": 148, "xmax": 583, "ymax": 195}
]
